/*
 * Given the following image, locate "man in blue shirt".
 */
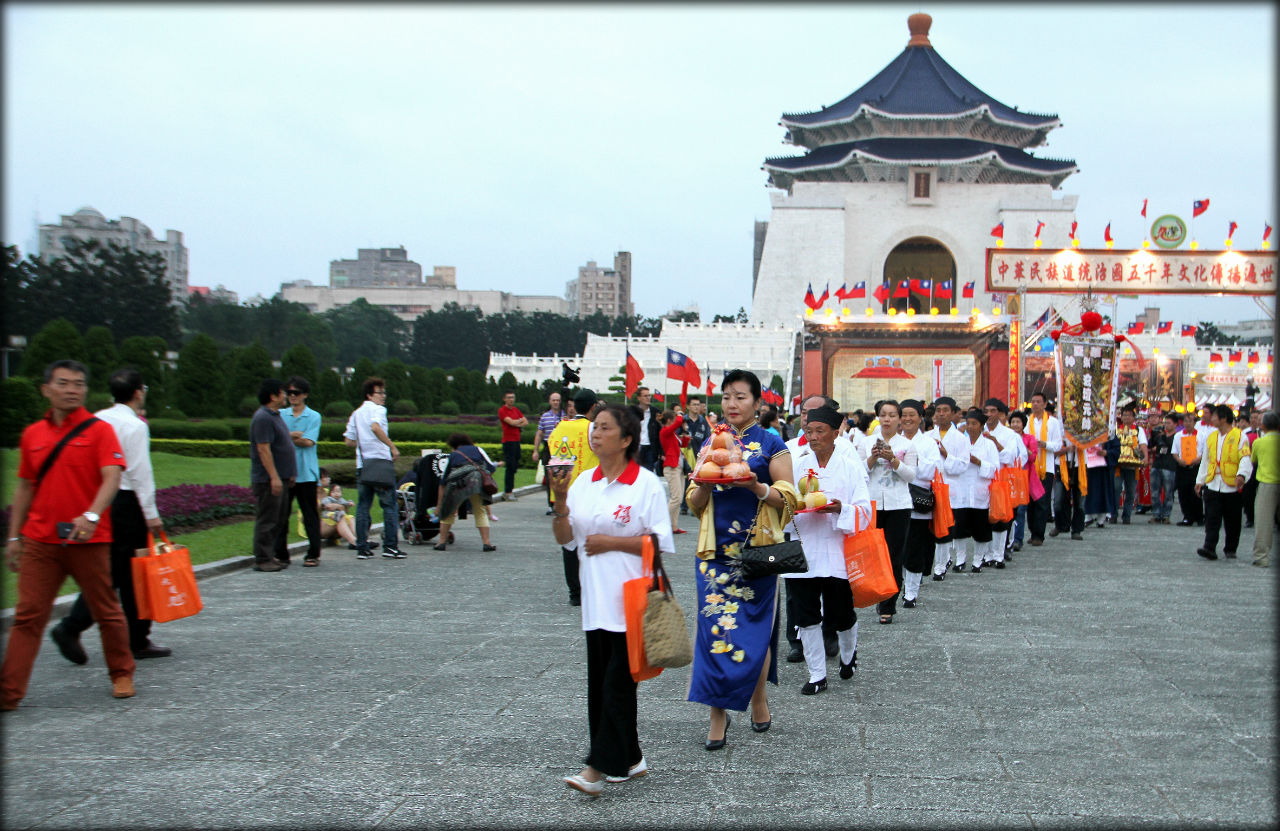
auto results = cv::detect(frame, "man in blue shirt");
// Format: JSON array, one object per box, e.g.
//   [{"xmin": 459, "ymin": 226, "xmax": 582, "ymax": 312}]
[{"xmin": 278, "ymin": 376, "xmax": 324, "ymax": 566}]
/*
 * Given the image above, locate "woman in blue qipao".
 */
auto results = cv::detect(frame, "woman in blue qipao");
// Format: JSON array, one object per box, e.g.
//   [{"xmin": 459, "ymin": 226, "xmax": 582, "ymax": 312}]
[{"xmin": 685, "ymin": 369, "xmax": 798, "ymax": 751}]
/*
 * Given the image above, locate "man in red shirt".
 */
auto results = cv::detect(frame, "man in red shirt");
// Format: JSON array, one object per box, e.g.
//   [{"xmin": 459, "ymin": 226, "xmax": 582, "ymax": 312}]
[
  {"xmin": 497, "ymin": 391, "xmax": 528, "ymax": 501},
  {"xmin": 2, "ymin": 360, "xmax": 135, "ymax": 711}
]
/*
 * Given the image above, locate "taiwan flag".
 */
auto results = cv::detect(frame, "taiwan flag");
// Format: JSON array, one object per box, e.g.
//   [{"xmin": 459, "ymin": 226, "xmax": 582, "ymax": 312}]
[
  {"xmin": 816, "ymin": 283, "xmax": 830, "ymax": 307},
  {"xmin": 1227, "ymin": 221, "xmax": 1238, "ymax": 241},
  {"xmin": 961, "ymin": 281, "xmax": 975, "ymax": 299},
  {"xmin": 935, "ymin": 280, "xmax": 953, "ymax": 299},
  {"xmin": 1193, "ymin": 199, "xmax": 1210, "ymax": 218},
  {"xmin": 803, "ymin": 283, "xmax": 821, "ymax": 311},
  {"xmin": 909, "ymin": 278, "xmax": 932, "ymax": 297},
  {"xmin": 1210, "ymin": 352, "xmax": 1224, "ymax": 363},
  {"xmin": 872, "ymin": 281, "xmax": 891, "ymax": 304},
  {"xmin": 1181, "ymin": 324, "xmax": 1198, "ymax": 337},
  {"xmin": 848, "ymin": 281, "xmax": 866, "ymax": 299},
  {"xmin": 1248, "ymin": 350, "xmax": 1260, "ymax": 365},
  {"xmin": 624, "ymin": 349, "xmax": 644, "ymax": 398},
  {"xmin": 1104, "ymin": 223, "xmax": 1113, "ymax": 243},
  {"xmin": 706, "ymin": 378, "xmax": 716, "ymax": 397},
  {"xmin": 892, "ymin": 281, "xmax": 910, "ymax": 299},
  {"xmin": 834, "ymin": 282, "xmax": 852, "ymax": 301},
  {"xmin": 1229, "ymin": 350, "xmax": 1244, "ymax": 363},
  {"xmin": 1127, "ymin": 321, "xmax": 1145, "ymax": 335},
  {"xmin": 666, "ymin": 349, "xmax": 700, "ymax": 387},
  {"xmin": 990, "ymin": 222, "xmax": 1004, "ymax": 239},
  {"xmin": 1156, "ymin": 321, "xmax": 1172, "ymax": 334},
  {"xmin": 1265, "ymin": 223, "xmax": 1273, "ymax": 243}
]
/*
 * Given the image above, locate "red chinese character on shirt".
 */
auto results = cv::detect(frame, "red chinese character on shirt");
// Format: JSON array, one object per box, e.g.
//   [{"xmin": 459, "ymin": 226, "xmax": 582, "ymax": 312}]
[{"xmin": 613, "ymin": 504, "xmax": 632, "ymax": 525}]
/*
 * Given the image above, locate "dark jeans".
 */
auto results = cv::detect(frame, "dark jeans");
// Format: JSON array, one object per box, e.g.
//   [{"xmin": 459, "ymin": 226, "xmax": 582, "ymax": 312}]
[
  {"xmin": 639, "ymin": 444, "xmax": 661, "ymax": 476},
  {"xmin": 1012, "ymin": 504, "xmax": 1028, "ymax": 545},
  {"xmin": 252, "ymin": 481, "xmax": 291, "ymax": 564},
  {"xmin": 1117, "ymin": 467, "xmax": 1139, "ymax": 520},
  {"xmin": 276, "ymin": 480, "xmax": 320, "ymax": 562},
  {"xmin": 62, "ymin": 490, "xmax": 152, "ymax": 651},
  {"xmin": 876, "ymin": 508, "xmax": 912, "ymax": 616},
  {"xmin": 502, "ymin": 441, "xmax": 521, "ymax": 494},
  {"xmin": 1203, "ymin": 488, "xmax": 1244, "ymax": 555},
  {"xmin": 539, "ymin": 443, "xmax": 552, "ymax": 506},
  {"xmin": 1151, "ymin": 468, "xmax": 1178, "ymax": 519},
  {"xmin": 563, "ymin": 546, "xmax": 581, "ymax": 602},
  {"xmin": 584, "ymin": 629, "xmax": 641, "ymax": 778},
  {"xmin": 1054, "ymin": 466, "xmax": 1086, "ymax": 534},
  {"xmin": 1177, "ymin": 465, "xmax": 1205, "ymax": 522},
  {"xmin": 1243, "ymin": 471, "xmax": 1259, "ymax": 523},
  {"xmin": 1028, "ymin": 471, "xmax": 1055, "ymax": 540},
  {"xmin": 355, "ymin": 480, "xmax": 398, "ymax": 552}
]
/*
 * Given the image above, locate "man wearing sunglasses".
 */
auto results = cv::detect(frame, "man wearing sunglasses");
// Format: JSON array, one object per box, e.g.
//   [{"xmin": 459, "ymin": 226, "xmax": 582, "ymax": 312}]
[{"xmin": 278, "ymin": 377, "xmax": 323, "ymax": 567}]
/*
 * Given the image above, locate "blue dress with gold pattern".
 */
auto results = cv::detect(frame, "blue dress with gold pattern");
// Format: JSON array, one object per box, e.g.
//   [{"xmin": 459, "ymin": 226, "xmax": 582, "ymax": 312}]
[{"xmin": 687, "ymin": 422, "xmax": 789, "ymax": 711}]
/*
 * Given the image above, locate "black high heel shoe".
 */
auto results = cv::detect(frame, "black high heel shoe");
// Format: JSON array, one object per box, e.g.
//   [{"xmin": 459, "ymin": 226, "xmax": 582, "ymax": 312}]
[{"xmin": 705, "ymin": 713, "xmax": 730, "ymax": 751}]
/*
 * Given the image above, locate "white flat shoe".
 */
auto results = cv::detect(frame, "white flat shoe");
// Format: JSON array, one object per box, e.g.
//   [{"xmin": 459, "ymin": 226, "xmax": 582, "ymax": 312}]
[
  {"xmin": 563, "ymin": 773, "xmax": 603, "ymax": 796},
  {"xmin": 604, "ymin": 757, "xmax": 648, "ymax": 783}
]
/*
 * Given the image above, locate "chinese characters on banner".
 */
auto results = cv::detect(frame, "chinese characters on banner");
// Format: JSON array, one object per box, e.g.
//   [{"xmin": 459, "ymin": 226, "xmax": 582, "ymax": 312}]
[
  {"xmin": 1056, "ymin": 335, "xmax": 1120, "ymax": 449},
  {"xmin": 987, "ymin": 249, "xmax": 1277, "ymax": 295},
  {"xmin": 1008, "ymin": 319, "xmax": 1021, "ymax": 405}
]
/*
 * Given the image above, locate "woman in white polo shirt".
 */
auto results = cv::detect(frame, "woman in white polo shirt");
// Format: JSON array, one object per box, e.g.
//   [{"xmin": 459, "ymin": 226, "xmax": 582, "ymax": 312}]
[{"xmin": 549, "ymin": 404, "xmax": 675, "ymax": 798}]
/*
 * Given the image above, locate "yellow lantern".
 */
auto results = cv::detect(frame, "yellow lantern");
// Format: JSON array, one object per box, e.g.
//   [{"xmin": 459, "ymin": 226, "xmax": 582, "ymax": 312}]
[
  {"xmin": 906, "ymin": 308, "xmax": 916, "ymax": 316},
  {"xmin": 930, "ymin": 307, "xmax": 939, "ymax": 316},
  {"xmin": 992, "ymin": 307, "xmax": 1002, "ymax": 316},
  {"xmin": 888, "ymin": 308, "xmax": 899, "ymax": 317}
]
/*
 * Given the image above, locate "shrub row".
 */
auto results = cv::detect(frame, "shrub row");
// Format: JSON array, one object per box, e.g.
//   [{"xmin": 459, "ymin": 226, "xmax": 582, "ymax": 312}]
[
  {"xmin": 148, "ymin": 418, "xmax": 516, "ymax": 445},
  {"xmin": 150, "ymin": 439, "xmax": 535, "ymax": 468}
]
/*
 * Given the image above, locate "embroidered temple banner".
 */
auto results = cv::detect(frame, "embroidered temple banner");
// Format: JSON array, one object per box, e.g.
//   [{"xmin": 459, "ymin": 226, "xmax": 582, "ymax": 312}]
[{"xmin": 1055, "ymin": 334, "xmax": 1120, "ymax": 449}]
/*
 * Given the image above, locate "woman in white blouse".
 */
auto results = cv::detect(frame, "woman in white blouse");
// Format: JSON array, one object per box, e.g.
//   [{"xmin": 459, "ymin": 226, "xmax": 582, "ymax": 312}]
[
  {"xmin": 549, "ymin": 404, "xmax": 675, "ymax": 797},
  {"xmin": 951, "ymin": 409, "xmax": 1001, "ymax": 573},
  {"xmin": 897, "ymin": 400, "xmax": 940, "ymax": 609},
  {"xmin": 787, "ymin": 406, "xmax": 871, "ymax": 695},
  {"xmin": 856, "ymin": 400, "xmax": 917, "ymax": 625}
]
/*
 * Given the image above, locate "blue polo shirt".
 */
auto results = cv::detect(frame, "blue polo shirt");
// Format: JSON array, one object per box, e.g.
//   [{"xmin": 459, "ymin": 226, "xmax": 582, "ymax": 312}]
[{"xmin": 281, "ymin": 405, "xmax": 322, "ymax": 484}]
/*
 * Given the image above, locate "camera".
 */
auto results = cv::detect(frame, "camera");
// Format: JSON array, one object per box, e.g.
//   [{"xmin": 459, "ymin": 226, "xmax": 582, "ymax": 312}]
[
  {"xmin": 57, "ymin": 522, "xmax": 75, "ymax": 540},
  {"xmin": 561, "ymin": 362, "xmax": 581, "ymax": 386}
]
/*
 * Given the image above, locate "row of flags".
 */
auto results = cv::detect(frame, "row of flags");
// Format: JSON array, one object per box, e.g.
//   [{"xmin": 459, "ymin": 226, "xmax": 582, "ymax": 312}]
[
  {"xmin": 1121, "ymin": 321, "xmax": 1200, "ymax": 336},
  {"xmin": 623, "ymin": 347, "xmax": 786, "ymax": 408},
  {"xmin": 1208, "ymin": 350, "xmax": 1271, "ymax": 365},
  {"xmin": 804, "ymin": 280, "xmax": 977, "ymax": 309},
  {"xmin": 993, "ymin": 211, "xmax": 1272, "ymax": 245}
]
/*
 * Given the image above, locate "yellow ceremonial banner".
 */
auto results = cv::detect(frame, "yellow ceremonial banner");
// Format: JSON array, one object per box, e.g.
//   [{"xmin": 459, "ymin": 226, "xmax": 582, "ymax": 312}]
[{"xmin": 1055, "ymin": 334, "xmax": 1119, "ymax": 449}]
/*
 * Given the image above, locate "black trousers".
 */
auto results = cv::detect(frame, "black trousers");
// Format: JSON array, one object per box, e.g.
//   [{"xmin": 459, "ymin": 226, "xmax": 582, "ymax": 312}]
[
  {"xmin": 501, "ymin": 441, "xmax": 521, "ymax": 494},
  {"xmin": 787, "ymin": 576, "xmax": 855, "ymax": 632},
  {"xmin": 1054, "ymin": 467, "xmax": 1086, "ymax": 534},
  {"xmin": 876, "ymin": 508, "xmax": 912, "ymax": 616},
  {"xmin": 1243, "ymin": 470, "xmax": 1259, "ymax": 523},
  {"xmin": 539, "ymin": 442, "xmax": 552, "ymax": 506},
  {"xmin": 252, "ymin": 481, "xmax": 291, "ymax": 564},
  {"xmin": 783, "ymin": 534, "xmax": 835, "ymax": 647},
  {"xmin": 1177, "ymin": 465, "xmax": 1205, "ymax": 522},
  {"xmin": 903, "ymin": 517, "xmax": 935, "ymax": 574},
  {"xmin": 639, "ymin": 444, "xmax": 659, "ymax": 476},
  {"xmin": 275, "ymin": 480, "xmax": 320, "ymax": 562},
  {"xmin": 562, "ymin": 546, "xmax": 581, "ymax": 601},
  {"xmin": 584, "ymin": 629, "xmax": 641, "ymax": 778},
  {"xmin": 1028, "ymin": 471, "xmax": 1055, "ymax": 540},
  {"xmin": 62, "ymin": 490, "xmax": 152, "ymax": 651},
  {"xmin": 1203, "ymin": 488, "xmax": 1244, "ymax": 555}
]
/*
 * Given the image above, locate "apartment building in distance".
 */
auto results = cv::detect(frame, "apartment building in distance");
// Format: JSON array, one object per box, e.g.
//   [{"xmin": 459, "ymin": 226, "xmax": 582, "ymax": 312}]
[
  {"xmin": 38, "ymin": 206, "xmax": 189, "ymax": 301},
  {"xmin": 329, "ymin": 246, "xmax": 422, "ymax": 287},
  {"xmin": 566, "ymin": 251, "xmax": 633, "ymax": 318}
]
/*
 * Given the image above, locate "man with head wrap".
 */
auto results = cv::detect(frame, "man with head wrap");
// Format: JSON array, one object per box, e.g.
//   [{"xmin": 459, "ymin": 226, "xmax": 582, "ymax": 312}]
[
  {"xmin": 924, "ymin": 397, "xmax": 971, "ymax": 580},
  {"xmin": 981, "ymin": 397, "xmax": 1024, "ymax": 567}
]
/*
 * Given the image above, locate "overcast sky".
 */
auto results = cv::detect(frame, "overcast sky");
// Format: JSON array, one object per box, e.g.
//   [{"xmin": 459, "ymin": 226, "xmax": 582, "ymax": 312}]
[{"xmin": 4, "ymin": 3, "xmax": 1275, "ymax": 329}]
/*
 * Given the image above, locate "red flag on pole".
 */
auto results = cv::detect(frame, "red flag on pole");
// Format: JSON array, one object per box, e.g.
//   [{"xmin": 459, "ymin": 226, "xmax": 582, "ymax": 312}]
[
  {"xmin": 1034, "ymin": 220, "xmax": 1045, "ymax": 239},
  {"xmin": 872, "ymin": 281, "xmax": 890, "ymax": 305},
  {"xmin": 892, "ymin": 281, "xmax": 910, "ymax": 299},
  {"xmin": 666, "ymin": 349, "xmax": 700, "ymax": 388},
  {"xmin": 803, "ymin": 283, "xmax": 820, "ymax": 310},
  {"xmin": 990, "ymin": 222, "xmax": 1004, "ymax": 239},
  {"xmin": 1156, "ymin": 321, "xmax": 1172, "ymax": 334},
  {"xmin": 1104, "ymin": 223, "xmax": 1113, "ymax": 243},
  {"xmin": 816, "ymin": 283, "xmax": 830, "ymax": 307},
  {"xmin": 1248, "ymin": 350, "xmax": 1260, "ymax": 365},
  {"xmin": 1069, "ymin": 221, "xmax": 1078, "ymax": 240},
  {"xmin": 1141, "ymin": 198, "xmax": 1148, "ymax": 218},
  {"xmin": 1227, "ymin": 221, "xmax": 1238, "ymax": 241},
  {"xmin": 1193, "ymin": 199, "xmax": 1210, "ymax": 218},
  {"xmin": 1228, "ymin": 349, "xmax": 1243, "ymax": 363},
  {"xmin": 1265, "ymin": 223, "xmax": 1273, "ymax": 242},
  {"xmin": 1127, "ymin": 321, "xmax": 1145, "ymax": 335},
  {"xmin": 1181, "ymin": 324, "xmax": 1198, "ymax": 337},
  {"xmin": 909, "ymin": 278, "xmax": 932, "ymax": 297},
  {"xmin": 962, "ymin": 282, "xmax": 975, "ymax": 299},
  {"xmin": 624, "ymin": 349, "xmax": 644, "ymax": 398},
  {"xmin": 706, "ymin": 378, "xmax": 716, "ymax": 398},
  {"xmin": 1210, "ymin": 352, "xmax": 1224, "ymax": 363}
]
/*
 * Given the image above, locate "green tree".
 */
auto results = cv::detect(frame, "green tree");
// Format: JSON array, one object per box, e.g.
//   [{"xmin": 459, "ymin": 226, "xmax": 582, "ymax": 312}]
[
  {"xmin": 20, "ymin": 318, "xmax": 85, "ymax": 380},
  {"xmin": 280, "ymin": 343, "xmax": 318, "ymax": 388},
  {"xmin": 315, "ymin": 368, "xmax": 343, "ymax": 412},
  {"xmin": 347, "ymin": 357, "xmax": 378, "ymax": 405},
  {"xmin": 118, "ymin": 335, "xmax": 169, "ymax": 413},
  {"xmin": 83, "ymin": 326, "xmax": 118, "ymax": 392},
  {"xmin": 769, "ymin": 374, "xmax": 785, "ymax": 395},
  {"xmin": 323, "ymin": 298, "xmax": 406, "ymax": 366},
  {"xmin": 181, "ymin": 293, "xmax": 253, "ymax": 349},
  {"xmin": 375, "ymin": 358, "xmax": 411, "ymax": 409},
  {"xmin": 226, "ymin": 341, "xmax": 275, "ymax": 413},
  {"xmin": 1195, "ymin": 322, "xmax": 1238, "ymax": 347},
  {"xmin": 410, "ymin": 303, "xmax": 489, "ymax": 371},
  {"xmin": 174, "ymin": 333, "xmax": 227, "ymax": 417},
  {"xmin": 9, "ymin": 240, "xmax": 178, "ymax": 344},
  {"xmin": 2, "ymin": 376, "xmax": 46, "ymax": 445},
  {"xmin": 422, "ymin": 367, "xmax": 449, "ymax": 413}
]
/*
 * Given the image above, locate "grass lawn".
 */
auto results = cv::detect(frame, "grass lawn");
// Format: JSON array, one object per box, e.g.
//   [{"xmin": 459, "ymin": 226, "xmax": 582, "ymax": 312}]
[{"xmin": 1, "ymin": 450, "xmax": 536, "ymax": 604}]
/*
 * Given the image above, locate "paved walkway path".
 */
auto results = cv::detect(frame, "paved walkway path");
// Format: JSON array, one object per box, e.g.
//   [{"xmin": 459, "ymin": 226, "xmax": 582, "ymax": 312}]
[{"xmin": 3, "ymin": 488, "xmax": 1275, "ymax": 829}]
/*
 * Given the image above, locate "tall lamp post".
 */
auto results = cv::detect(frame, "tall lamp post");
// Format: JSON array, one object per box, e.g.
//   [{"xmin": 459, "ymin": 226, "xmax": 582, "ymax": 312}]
[{"xmin": 2, "ymin": 335, "xmax": 27, "ymax": 379}]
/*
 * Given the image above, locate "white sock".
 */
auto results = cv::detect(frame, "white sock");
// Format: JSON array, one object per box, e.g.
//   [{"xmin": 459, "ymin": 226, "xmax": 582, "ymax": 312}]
[
  {"xmin": 837, "ymin": 625, "xmax": 858, "ymax": 666},
  {"xmin": 903, "ymin": 570, "xmax": 922, "ymax": 600},
  {"xmin": 933, "ymin": 541, "xmax": 952, "ymax": 575},
  {"xmin": 991, "ymin": 531, "xmax": 1007, "ymax": 562},
  {"xmin": 974, "ymin": 539, "xmax": 991, "ymax": 566},
  {"xmin": 797, "ymin": 625, "xmax": 827, "ymax": 683},
  {"xmin": 955, "ymin": 540, "xmax": 968, "ymax": 567}
]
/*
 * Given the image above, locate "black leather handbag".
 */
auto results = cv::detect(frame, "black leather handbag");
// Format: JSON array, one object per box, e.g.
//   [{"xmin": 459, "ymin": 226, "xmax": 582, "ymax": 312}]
[
  {"xmin": 736, "ymin": 538, "xmax": 808, "ymax": 580},
  {"xmin": 908, "ymin": 482, "xmax": 935, "ymax": 513}
]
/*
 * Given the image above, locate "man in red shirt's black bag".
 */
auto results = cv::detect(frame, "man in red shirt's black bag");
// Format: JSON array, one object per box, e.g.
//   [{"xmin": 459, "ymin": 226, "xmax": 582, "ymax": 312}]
[{"xmin": 1, "ymin": 360, "xmax": 134, "ymax": 711}]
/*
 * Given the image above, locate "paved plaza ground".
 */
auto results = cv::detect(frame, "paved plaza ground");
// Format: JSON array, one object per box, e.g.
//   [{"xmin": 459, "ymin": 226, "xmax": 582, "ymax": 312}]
[{"xmin": 2, "ymin": 485, "xmax": 1275, "ymax": 829}]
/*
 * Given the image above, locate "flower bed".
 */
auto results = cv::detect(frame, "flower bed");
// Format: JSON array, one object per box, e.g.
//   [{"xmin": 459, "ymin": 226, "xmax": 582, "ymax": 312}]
[{"xmin": 155, "ymin": 484, "xmax": 256, "ymax": 529}]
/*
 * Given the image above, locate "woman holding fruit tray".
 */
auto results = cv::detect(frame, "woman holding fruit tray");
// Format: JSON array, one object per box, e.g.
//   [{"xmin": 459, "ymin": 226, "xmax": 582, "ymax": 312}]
[
  {"xmin": 685, "ymin": 369, "xmax": 797, "ymax": 750},
  {"xmin": 787, "ymin": 405, "xmax": 871, "ymax": 695}
]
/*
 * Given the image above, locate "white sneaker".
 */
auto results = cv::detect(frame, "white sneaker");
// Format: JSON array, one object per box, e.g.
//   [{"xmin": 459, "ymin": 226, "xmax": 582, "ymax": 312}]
[
  {"xmin": 564, "ymin": 773, "xmax": 603, "ymax": 796},
  {"xmin": 604, "ymin": 758, "xmax": 648, "ymax": 783}
]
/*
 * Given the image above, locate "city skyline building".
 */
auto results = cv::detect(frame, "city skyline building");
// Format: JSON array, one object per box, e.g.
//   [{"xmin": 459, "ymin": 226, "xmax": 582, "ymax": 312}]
[
  {"xmin": 565, "ymin": 251, "xmax": 633, "ymax": 318},
  {"xmin": 37, "ymin": 206, "xmax": 189, "ymax": 302}
]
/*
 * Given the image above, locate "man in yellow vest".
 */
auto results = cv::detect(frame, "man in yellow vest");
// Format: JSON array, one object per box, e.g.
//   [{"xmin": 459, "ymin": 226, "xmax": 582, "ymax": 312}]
[{"xmin": 1195, "ymin": 404, "xmax": 1253, "ymax": 560}]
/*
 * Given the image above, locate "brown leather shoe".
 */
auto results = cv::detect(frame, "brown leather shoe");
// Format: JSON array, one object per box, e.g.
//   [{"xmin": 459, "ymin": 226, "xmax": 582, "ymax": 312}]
[{"xmin": 112, "ymin": 677, "xmax": 136, "ymax": 699}]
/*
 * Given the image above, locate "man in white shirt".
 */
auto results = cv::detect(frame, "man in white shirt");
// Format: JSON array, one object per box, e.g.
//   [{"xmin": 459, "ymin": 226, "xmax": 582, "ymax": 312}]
[
  {"xmin": 1195, "ymin": 404, "xmax": 1253, "ymax": 560},
  {"xmin": 981, "ymin": 398, "xmax": 1022, "ymax": 566},
  {"xmin": 343, "ymin": 377, "xmax": 401, "ymax": 559},
  {"xmin": 52, "ymin": 369, "xmax": 170, "ymax": 663},
  {"xmin": 1025, "ymin": 392, "xmax": 1064, "ymax": 546},
  {"xmin": 925, "ymin": 397, "xmax": 971, "ymax": 578}
]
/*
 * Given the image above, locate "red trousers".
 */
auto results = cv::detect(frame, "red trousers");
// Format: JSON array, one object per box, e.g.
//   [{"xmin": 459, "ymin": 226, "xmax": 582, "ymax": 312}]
[{"xmin": 1, "ymin": 541, "xmax": 135, "ymax": 706}]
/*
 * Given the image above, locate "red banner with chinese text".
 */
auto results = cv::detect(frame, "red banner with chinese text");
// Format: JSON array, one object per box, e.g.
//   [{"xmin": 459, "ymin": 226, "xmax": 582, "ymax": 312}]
[{"xmin": 987, "ymin": 249, "xmax": 1276, "ymax": 295}]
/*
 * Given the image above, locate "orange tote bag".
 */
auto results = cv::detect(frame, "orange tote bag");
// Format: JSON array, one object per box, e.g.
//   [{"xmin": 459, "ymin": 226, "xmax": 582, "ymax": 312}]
[
  {"xmin": 988, "ymin": 473, "xmax": 1015, "ymax": 523},
  {"xmin": 132, "ymin": 532, "xmax": 203, "ymax": 623},
  {"xmin": 843, "ymin": 502, "xmax": 898, "ymax": 608},
  {"xmin": 930, "ymin": 471, "xmax": 955, "ymax": 538},
  {"xmin": 1008, "ymin": 466, "xmax": 1031, "ymax": 507},
  {"xmin": 622, "ymin": 535, "xmax": 665, "ymax": 683}
]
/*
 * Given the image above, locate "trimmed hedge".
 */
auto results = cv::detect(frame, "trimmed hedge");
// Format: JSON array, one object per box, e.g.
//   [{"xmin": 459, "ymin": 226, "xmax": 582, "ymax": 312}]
[{"xmin": 149, "ymin": 439, "xmax": 535, "ymax": 467}]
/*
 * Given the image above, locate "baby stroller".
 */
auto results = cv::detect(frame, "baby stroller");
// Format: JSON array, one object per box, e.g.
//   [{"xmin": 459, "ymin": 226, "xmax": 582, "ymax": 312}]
[{"xmin": 400, "ymin": 449, "xmax": 454, "ymax": 546}]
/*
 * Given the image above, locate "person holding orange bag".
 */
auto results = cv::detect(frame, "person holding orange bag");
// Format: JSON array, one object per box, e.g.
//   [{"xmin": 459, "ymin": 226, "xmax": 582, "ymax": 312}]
[
  {"xmin": 786, "ymin": 405, "xmax": 870, "ymax": 695},
  {"xmin": 548, "ymin": 404, "xmax": 674, "ymax": 797},
  {"xmin": 898, "ymin": 400, "xmax": 940, "ymax": 608},
  {"xmin": 950, "ymin": 409, "xmax": 1000, "ymax": 573},
  {"xmin": 980, "ymin": 398, "xmax": 1024, "ymax": 568},
  {"xmin": 855, "ymin": 400, "xmax": 916, "ymax": 624},
  {"xmin": 925, "ymin": 397, "xmax": 970, "ymax": 580}
]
